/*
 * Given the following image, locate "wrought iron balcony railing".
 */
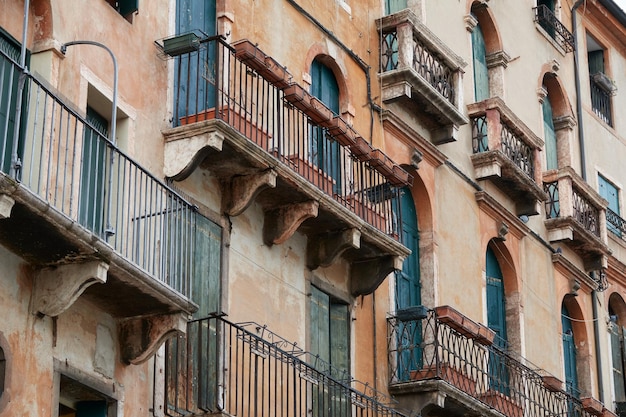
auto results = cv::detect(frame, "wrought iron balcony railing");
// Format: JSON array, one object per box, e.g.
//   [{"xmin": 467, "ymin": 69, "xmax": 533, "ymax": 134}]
[
  {"xmin": 167, "ymin": 36, "xmax": 412, "ymax": 238},
  {"xmin": 0, "ymin": 47, "xmax": 197, "ymax": 298},
  {"xmin": 533, "ymin": 5, "xmax": 575, "ymax": 52},
  {"xmin": 590, "ymin": 75, "xmax": 613, "ymax": 126},
  {"xmin": 544, "ymin": 180, "xmax": 601, "ymax": 238},
  {"xmin": 606, "ymin": 208, "xmax": 625, "ymax": 239},
  {"xmin": 388, "ymin": 308, "xmax": 605, "ymax": 417},
  {"xmin": 159, "ymin": 314, "xmax": 409, "ymax": 417}
]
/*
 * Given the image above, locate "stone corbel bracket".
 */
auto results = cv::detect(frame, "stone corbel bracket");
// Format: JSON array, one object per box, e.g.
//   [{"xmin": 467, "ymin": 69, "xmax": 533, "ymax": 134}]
[
  {"xmin": 263, "ymin": 201, "xmax": 319, "ymax": 246},
  {"xmin": 119, "ymin": 312, "xmax": 188, "ymax": 365},
  {"xmin": 31, "ymin": 261, "xmax": 109, "ymax": 317},
  {"xmin": 164, "ymin": 130, "xmax": 225, "ymax": 180},
  {"xmin": 350, "ymin": 255, "xmax": 403, "ymax": 296},
  {"xmin": 224, "ymin": 170, "xmax": 277, "ymax": 216},
  {"xmin": 307, "ymin": 228, "xmax": 361, "ymax": 270},
  {"xmin": 0, "ymin": 194, "xmax": 15, "ymax": 219}
]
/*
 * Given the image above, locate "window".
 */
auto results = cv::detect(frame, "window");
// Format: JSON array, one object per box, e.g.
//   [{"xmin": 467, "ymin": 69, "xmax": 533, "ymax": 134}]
[
  {"xmin": 587, "ymin": 34, "xmax": 614, "ymax": 126},
  {"xmin": 542, "ymin": 92, "xmax": 558, "ymax": 171},
  {"xmin": 486, "ymin": 245, "xmax": 509, "ymax": 394},
  {"xmin": 384, "ymin": 0, "xmax": 406, "ymax": 15},
  {"xmin": 561, "ymin": 304, "xmax": 580, "ymax": 399},
  {"xmin": 310, "ymin": 59, "xmax": 341, "ymax": 194},
  {"xmin": 104, "ymin": 0, "xmax": 138, "ymax": 20},
  {"xmin": 599, "ymin": 174, "xmax": 621, "ymax": 237},
  {"xmin": 57, "ymin": 373, "xmax": 116, "ymax": 417},
  {"xmin": 471, "ymin": 20, "xmax": 490, "ymax": 102}
]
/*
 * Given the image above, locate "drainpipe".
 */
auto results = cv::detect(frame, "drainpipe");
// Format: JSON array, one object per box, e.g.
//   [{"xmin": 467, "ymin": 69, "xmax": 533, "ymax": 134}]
[
  {"xmin": 10, "ymin": 0, "xmax": 31, "ymax": 179},
  {"xmin": 572, "ymin": 0, "xmax": 605, "ymax": 403},
  {"xmin": 286, "ymin": 0, "xmax": 380, "ymax": 142}
]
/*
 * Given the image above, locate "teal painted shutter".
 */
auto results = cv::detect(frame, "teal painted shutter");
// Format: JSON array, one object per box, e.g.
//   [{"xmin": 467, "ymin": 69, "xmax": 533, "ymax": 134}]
[
  {"xmin": 611, "ymin": 325, "xmax": 626, "ymax": 402},
  {"xmin": 192, "ymin": 214, "xmax": 222, "ymax": 317},
  {"xmin": 385, "ymin": 0, "xmax": 407, "ymax": 15},
  {"xmin": 599, "ymin": 174, "xmax": 620, "ymax": 236},
  {"xmin": 175, "ymin": 0, "xmax": 217, "ymax": 124},
  {"xmin": 588, "ymin": 50, "xmax": 605, "ymax": 75},
  {"xmin": 543, "ymin": 96, "xmax": 558, "ymax": 170},
  {"xmin": 486, "ymin": 246, "xmax": 509, "ymax": 393},
  {"xmin": 0, "ymin": 32, "xmax": 27, "ymax": 174},
  {"xmin": 562, "ymin": 305, "xmax": 580, "ymax": 398},
  {"xmin": 471, "ymin": 22, "xmax": 490, "ymax": 102},
  {"xmin": 310, "ymin": 60, "xmax": 341, "ymax": 194},
  {"xmin": 330, "ymin": 304, "xmax": 349, "ymax": 374},
  {"xmin": 311, "ymin": 286, "xmax": 331, "ymax": 364},
  {"xmin": 76, "ymin": 401, "xmax": 107, "ymax": 417},
  {"xmin": 79, "ymin": 107, "xmax": 108, "ymax": 235}
]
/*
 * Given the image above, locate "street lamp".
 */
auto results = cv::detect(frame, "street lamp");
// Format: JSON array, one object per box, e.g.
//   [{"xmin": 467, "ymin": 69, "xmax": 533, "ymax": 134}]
[{"xmin": 61, "ymin": 40, "xmax": 118, "ymax": 238}]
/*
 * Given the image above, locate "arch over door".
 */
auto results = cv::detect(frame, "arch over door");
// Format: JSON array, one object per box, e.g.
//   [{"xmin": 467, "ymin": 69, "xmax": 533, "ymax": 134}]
[
  {"xmin": 310, "ymin": 59, "xmax": 341, "ymax": 193},
  {"xmin": 542, "ymin": 95, "xmax": 558, "ymax": 170},
  {"xmin": 471, "ymin": 22, "xmax": 490, "ymax": 102}
]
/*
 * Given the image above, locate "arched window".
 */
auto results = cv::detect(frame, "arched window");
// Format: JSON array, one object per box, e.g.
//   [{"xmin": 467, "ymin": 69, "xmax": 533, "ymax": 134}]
[
  {"xmin": 394, "ymin": 188, "xmax": 422, "ymax": 378},
  {"xmin": 542, "ymin": 92, "xmax": 558, "ymax": 170},
  {"xmin": 486, "ymin": 245, "xmax": 509, "ymax": 393},
  {"xmin": 562, "ymin": 303, "xmax": 580, "ymax": 398},
  {"xmin": 310, "ymin": 59, "xmax": 341, "ymax": 193},
  {"xmin": 471, "ymin": 21, "xmax": 490, "ymax": 102}
]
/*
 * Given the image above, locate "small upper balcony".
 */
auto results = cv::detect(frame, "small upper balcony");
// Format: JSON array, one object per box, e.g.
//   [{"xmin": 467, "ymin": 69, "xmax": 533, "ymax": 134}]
[
  {"xmin": 157, "ymin": 314, "xmax": 410, "ymax": 417},
  {"xmin": 606, "ymin": 208, "xmax": 625, "ymax": 241},
  {"xmin": 376, "ymin": 9, "xmax": 468, "ymax": 144},
  {"xmin": 533, "ymin": 4, "xmax": 575, "ymax": 53},
  {"xmin": 468, "ymin": 98, "xmax": 547, "ymax": 216},
  {"xmin": 387, "ymin": 306, "xmax": 613, "ymax": 417},
  {"xmin": 160, "ymin": 36, "xmax": 413, "ymax": 295},
  {"xmin": 543, "ymin": 167, "xmax": 610, "ymax": 270},
  {"xmin": 0, "ymin": 48, "xmax": 197, "ymax": 363}
]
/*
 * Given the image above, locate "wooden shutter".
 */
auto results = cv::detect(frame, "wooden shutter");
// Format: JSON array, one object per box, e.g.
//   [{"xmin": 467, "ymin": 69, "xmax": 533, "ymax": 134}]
[
  {"xmin": 562, "ymin": 306, "xmax": 580, "ymax": 398},
  {"xmin": 310, "ymin": 286, "xmax": 331, "ymax": 364},
  {"xmin": 395, "ymin": 187, "xmax": 421, "ymax": 310},
  {"xmin": 611, "ymin": 326, "xmax": 626, "ymax": 402},
  {"xmin": 385, "ymin": 0, "xmax": 407, "ymax": 15},
  {"xmin": 472, "ymin": 23, "xmax": 490, "ymax": 102},
  {"xmin": 542, "ymin": 96, "xmax": 558, "ymax": 170},
  {"xmin": 192, "ymin": 214, "xmax": 222, "ymax": 317}
]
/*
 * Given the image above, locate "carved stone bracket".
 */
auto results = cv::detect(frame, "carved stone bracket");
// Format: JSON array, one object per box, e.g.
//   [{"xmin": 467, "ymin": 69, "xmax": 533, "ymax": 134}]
[
  {"xmin": 164, "ymin": 130, "xmax": 225, "ymax": 180},
  {"xmin": 306, "ymin": 228, "xmax": 361, "ymax": 270},
  {"xmin": 224, "ymin": 170, "xmax": 277, "ymax": 216},
  {"xmin": 119, "ymin": 312, "xmax": 188, "ymax": 365},
  {"xmin": 350, "ymin": 255, "xmax": 403, "ymax": 296},
  {"xmin": 0, "ymin": 194, "xmax": 15, "ymax": 219},
  {"xmin": 263, "ymin": 201, "xmax": 319, "ymax": 246},
  {"xmin": 31, "ymin": 261, "xmax": 109, "ymax": 317}
]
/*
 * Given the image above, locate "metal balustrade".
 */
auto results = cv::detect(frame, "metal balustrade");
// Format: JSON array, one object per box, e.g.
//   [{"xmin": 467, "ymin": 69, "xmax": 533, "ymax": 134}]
[
  {"xmin": 161, "ymin": 314, "xmax": 409, "ymax": 417},
  {"xmin": 606, "ymin": 208, "xmax": 625, "ymax": 239},
  {"xmin": 572, "ymin": 186, "xmax": 601, "ymax": 237},
  {"xmin": 533, "ymin": 5, "xmax": 575, "ymax": 52},
  {"xmin": 470, "ymin": 114, "xmax": 535, "ymax": 180},
  {"xmin": 388, "ymin": 309, "xmax": 600, "ymax": 417},
  {"xmin": 590, "ymin": 77, "xmax": 613, "ymax": 126},
  {"xmin": 170, "ymin": 36, "xmax": 407, "ymax": 238},
  {"xmin": 0, "ymin": 47, "xmax": 197, "ymax": 298}
]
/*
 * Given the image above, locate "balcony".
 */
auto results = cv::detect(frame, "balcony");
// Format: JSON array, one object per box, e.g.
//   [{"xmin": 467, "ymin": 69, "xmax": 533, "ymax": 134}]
[
  {"xmin": 157, "ymin": 314, "xmax": 409, "ymax": 417},
  {"xmin": 161, "ymin": 37, "xmax": 413, "ymax": 295},
  {"xmin": 533, "ymin": 5, "xmax": 575, "ymax": 53},
  {"xmin": 376, "ymin": 9, "xmax": 468, "ymax": 144},
  {"xmin": 388, "ymin": 307, "xmax": 611, "ymax": 417},
  {"xmin": 544, "ymin": 168, "xmax": 610, "ymax": 270},
  {"xmin": 606, "ymin": 208, "xmax": 625, "ymax": 240},
  {"xmin": 468, "ymin": 98, "xmax": 547, "ymax": 216},
  {"xmin": 0, "ymin": 48, "xmax": 199, "ymax": 363}
]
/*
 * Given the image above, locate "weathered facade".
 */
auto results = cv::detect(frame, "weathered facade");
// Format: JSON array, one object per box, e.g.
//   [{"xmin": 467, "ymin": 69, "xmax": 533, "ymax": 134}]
[{"xmin": 2, "ymin": 0, "xmax": 626, "ymax": 416}]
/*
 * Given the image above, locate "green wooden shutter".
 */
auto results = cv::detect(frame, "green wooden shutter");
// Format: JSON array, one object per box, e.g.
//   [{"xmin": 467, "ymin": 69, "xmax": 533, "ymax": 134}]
[
  {"xmin": 192, "ymin": 214, "xmax": 222, "ymax": 317},
  {"xmin": 395, "ymin": 188, "xmax": 421, "ymax": 309},
  {"xmin": 472, "ymin": 22, "xmax": 490, "ymax": 102},
  {"xmin": 588, "ymin": 50, "xmax": 605, "ymax": 75},
  {"xmin": 311, "ymin": 286, "xmax": 331, "ymax": 364},
  {"xmin": 599, "ymin": 174, "xmax": 620, "ymax": 236},
  {"xmin": 486, "ymin": 246, "xmax": 509, "ymax": 394},
  {"xmin": 76, "ymin": 401, "xmax": 107, "ymax": 417},
  {"xmin": 310, "ymin": 60, "xmax": 341, "ymax": 194},
  {"xmin": 543, "ymin": 96, "xmax": 558, "ymax": 170},
  {"xmin": 385, "ymin": 0, "xmax": 407, "ymax": 15},
  {"xmin": 611, "ymin": 325, "xmax": 626, "ymax": 402},
  {"xmin": 79, "ymin": 107, "xmax": 108, "ymax": 235},
  {"xmin": 562, "ymin": 305, "xmax": 579, "ymax": 398},
  {"xmin": 330, "ymin": 303, "xmax": 349, "ymax": 374}
]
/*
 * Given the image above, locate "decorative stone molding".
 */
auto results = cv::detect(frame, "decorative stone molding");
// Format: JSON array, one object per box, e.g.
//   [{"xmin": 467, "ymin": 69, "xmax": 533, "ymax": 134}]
[
  {"xmin": 464, "ymin": 14, "xmax": 478, "ymax": 32},
  {"xmin": 163, "ymin": 128, "xmax": 225, "ymax": 180},
  {"xmin": 31, "ymin": 261, "xmax": 109, "ymax": 317},
  {"xmin": 486, "ymin": 50, "xmax": 511, "ymax": 69},
  {"xmin": 263, "ymin": 201, "xmax": 319, "ymax": 246},
  {"xmin": 224, "ymin": 170, "xmax": 277, "ymax": 216},
  {"xmin": 350, "ymin": 255, "xmax": 403, "ymax": 296},
  {"xmin": 0, "ymin": 194, "xmax": 15, "ymax": 219},
  {"xmin": 307, "ymin": 228, "xmax": 361, "ymax": 269},
  {"xmin": 119, "ymin": 312, "xmax": 188, "ymax": 365}
]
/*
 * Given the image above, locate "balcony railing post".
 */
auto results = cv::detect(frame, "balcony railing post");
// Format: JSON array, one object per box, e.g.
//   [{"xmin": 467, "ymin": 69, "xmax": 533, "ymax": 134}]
[
  {"xmin": 558, "ymin": 176, "xmax": 574, "ymax": 218},
  {"xmin": 599, "ymin": 207, "xmax": 608, "ymax": 243},
  {"xmin": 485, "ymin": 108, "xmax": 502, "ymax": 152},
  {"xmin": 396, "ymin": 22, "xmax": 414, "ymax": 70}
]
